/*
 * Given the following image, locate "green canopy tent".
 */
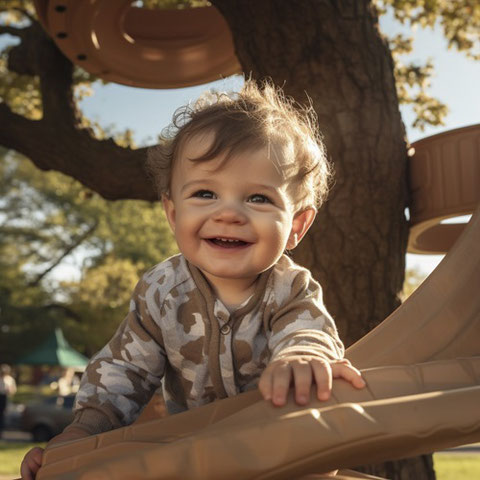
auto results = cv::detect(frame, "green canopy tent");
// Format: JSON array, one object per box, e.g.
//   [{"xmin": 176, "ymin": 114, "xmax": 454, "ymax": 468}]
[{"xmin": 17, "ymin": 327, "xmax": 88, "ymax": 367}]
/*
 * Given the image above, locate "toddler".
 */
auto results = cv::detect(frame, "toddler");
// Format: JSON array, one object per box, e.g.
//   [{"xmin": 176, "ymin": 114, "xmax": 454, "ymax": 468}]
[{"xmin": 21, "ymin": 80, "xmax": 365, "ymax": 479}]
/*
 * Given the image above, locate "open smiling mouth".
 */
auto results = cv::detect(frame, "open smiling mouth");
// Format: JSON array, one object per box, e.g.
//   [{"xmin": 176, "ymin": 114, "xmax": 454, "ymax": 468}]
[{"xmin": 206, "ymin": 237, "xmax": 251, "ymax": 248}]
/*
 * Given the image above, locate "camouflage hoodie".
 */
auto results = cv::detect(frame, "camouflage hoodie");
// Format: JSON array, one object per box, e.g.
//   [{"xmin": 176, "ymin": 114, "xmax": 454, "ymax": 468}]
[{"xmin": 68, "ymin": 254, "xmax": 344, "ymax": 435}]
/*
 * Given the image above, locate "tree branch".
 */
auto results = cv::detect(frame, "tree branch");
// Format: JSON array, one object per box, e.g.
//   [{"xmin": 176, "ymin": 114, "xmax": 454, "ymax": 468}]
[
  {"xmin": 0, "ymin": 24, "xmax": 26, "ymax": 38},
  {"xmin": 28, "ymin": 221, "xmax": 99, "ymax": 287},
  {"xmin": 41, "ymin": 303, "xmax": 82, "ymax": 322},
  {"xmin": 0, "ymin": 102, "xmax": 39, "ymax": 151},
  {"xmin": 1, "ymin": 19, "xmax": 157, "ymax": 201}
]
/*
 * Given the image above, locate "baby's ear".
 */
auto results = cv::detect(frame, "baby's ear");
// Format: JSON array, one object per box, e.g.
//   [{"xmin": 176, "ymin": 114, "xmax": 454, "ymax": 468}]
[
  {"xmin": 286, "ymin": 207, "xmax": 316, "ymax": 249},
  {"xmin": 162, "ymin": 194, "xmax": 176, "ymax": 233}
]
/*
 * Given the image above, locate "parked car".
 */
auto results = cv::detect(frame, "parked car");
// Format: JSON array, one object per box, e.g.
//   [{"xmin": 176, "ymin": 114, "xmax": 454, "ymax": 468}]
[
  {"xmin": 20, "ymin": 395, "xmax": 75, "ymax": 442},
  {"xmin": 4, "ymin": 402, "xmax": 25, "ymax": 431}
]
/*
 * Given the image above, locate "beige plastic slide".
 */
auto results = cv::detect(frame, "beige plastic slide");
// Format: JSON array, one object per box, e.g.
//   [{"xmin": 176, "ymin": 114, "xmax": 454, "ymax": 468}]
[{"xmin": 37, "ymin": 358, "xmax": 480, "ymax": 480}]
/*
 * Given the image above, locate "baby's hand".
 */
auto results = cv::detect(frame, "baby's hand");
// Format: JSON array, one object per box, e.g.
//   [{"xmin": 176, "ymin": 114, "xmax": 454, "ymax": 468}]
[
  {"xmin": 21, "ymin": 447, "xmax": 44, "ymax": 480},
  {"xmin": 21, "ymin": 429, "xmax": 90, "ymax": 479},
  {"xmin": 259, "ymin": 356, "xmax": 365, "ymax": 406}
]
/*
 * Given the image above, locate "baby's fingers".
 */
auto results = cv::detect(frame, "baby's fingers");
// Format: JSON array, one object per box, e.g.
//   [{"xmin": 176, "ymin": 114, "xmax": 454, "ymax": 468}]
[
  {"xmin": 271, "ymin": 362, "xmax": 293, "ymax": 406},
  {"xmin": 291, "ymin": 359, "xmax": 313, "ymax": 405},
  {"xmin": 331, "ymin": 361, "xmax": 366, "ymax": 389},
  {"xmin": 311, "ymin": 359, "xmax": 333, "ymax": 401},
  {"xmin": 21, "ymin": 447, "xmax": 44, "ymax": 480},
  {"xmin": 259, "ymin": 361, "xmax": 292, "ymax": 406},
  {"xmin": 258, "ymin": 365, "xmax": 274, "ymax": 401}
]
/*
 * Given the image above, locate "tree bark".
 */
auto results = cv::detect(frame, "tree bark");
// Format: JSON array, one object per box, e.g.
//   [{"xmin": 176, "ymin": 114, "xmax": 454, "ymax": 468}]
[{"xmin": 212, "ymin": 1, "xmax": 431, "ymax": 479}]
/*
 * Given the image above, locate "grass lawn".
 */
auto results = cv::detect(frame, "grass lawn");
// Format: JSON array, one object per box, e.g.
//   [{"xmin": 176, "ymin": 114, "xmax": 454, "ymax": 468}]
[
  {"xmin": 434, "ymin": 453, "xmax": 480, "ymax": 480},
  {"xmin": 0, "ymin": 442, "xmax": 479, "ymax": 478}
]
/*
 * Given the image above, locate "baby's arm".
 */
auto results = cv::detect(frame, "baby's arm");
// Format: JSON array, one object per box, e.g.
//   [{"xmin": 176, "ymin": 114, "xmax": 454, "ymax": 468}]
[
  {"xmin": 20, "ymin": 275, "xmax": 166, "ymax": 479},
  {"xmin": 262, "ymin": 267, "xmax": 365, "ymax": 406},
  {"xmin": 68, "ymin": 275, "xmax": 166, "ymax": 433}
]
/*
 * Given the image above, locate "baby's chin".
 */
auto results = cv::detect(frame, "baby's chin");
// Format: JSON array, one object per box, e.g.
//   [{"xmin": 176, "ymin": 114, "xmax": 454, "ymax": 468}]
[
  {"xmin": 199, "ymin": 267, "xmax": 261, "ymax": 281},
  {"xmin": 183, "ymin": 251, "xmax": 280, "ymax": 281},
  {"xmin": 198, "ymin": 264, "xmax": 275, "ymax": 282}
]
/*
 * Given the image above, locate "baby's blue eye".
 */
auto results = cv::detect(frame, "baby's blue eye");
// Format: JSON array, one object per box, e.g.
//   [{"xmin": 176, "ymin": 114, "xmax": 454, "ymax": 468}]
[
  {"xmin": 193, "ymin": 190, "xmax": 216, "ymax": 199},
  {"xmin": 248, "ymin": 194, "xmax": 271, "ymax": 204}
]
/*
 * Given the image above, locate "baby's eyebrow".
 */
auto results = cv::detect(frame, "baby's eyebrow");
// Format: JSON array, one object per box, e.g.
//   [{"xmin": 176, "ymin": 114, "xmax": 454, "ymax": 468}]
[
  {"xmin": 248, "ymin": 183, "xmax": 280, "ymax": 196},
  {"xmin": 248, "ymin": 183, "xmax": 281, "ymax": 195},
  {"xmin": 181, "ymin": 179, "xmax": 213, "ymax": 193}
]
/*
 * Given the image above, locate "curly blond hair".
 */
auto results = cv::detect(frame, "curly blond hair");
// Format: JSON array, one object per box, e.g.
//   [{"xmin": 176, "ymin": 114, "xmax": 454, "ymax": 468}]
[{"xmin": 147, "ymin": 79, "xmax": 331, "ymax": 210}]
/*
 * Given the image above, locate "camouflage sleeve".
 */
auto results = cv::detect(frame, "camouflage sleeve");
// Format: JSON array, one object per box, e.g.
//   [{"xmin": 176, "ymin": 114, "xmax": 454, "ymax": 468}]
[
  {"xmin": 65, "ymin": 275, "xmax": 166, "ymax": 436},
  {"xmin": 267, "ymin": 270, "xmax": 344, "ymax": 363}
]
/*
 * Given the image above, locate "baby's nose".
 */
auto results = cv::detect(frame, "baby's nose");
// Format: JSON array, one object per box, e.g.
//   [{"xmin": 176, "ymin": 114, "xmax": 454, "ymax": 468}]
[{"xmin": 212, "ymin": 203, "xmax": 247, "ymax": 224}]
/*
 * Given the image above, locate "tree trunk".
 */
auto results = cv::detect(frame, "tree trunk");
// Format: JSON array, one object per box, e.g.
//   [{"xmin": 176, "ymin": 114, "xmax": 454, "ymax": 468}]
[{"xmin": 213, "ymin": 1, "xmax": 432, "ymax": 478}]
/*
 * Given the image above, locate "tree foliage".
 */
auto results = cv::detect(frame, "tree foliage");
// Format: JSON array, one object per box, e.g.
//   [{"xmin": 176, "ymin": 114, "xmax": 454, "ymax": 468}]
[
  {"xmin": 373, "ymin": 0, "xmax": 480, "ymax": 129},
  {"xmin": 0, "ymin": 149, "xmax": 177, "ymax": 361},
  {"xmin": 376, "ymin": 0, "xmax": 480, "ymax": 58}
]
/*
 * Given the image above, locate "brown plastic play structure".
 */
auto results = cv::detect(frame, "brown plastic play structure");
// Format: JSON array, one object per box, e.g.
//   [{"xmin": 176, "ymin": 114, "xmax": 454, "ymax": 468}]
[
  {"xmin": 33, "ymin": 0, "xmax": 241, "ymax": 89},
  {"xmin": 32, "ymin": 2, "xmax": 480, "ymax": 479},
  {"xmin": 408, "ymin": 124, "xmax": 480, "ymax": 254}
]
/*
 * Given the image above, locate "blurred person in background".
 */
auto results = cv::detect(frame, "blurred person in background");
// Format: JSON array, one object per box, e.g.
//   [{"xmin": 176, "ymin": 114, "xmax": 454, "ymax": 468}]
[{"xmin": 0, "ymin": 363, "xmax": 17, "ymax": 437}]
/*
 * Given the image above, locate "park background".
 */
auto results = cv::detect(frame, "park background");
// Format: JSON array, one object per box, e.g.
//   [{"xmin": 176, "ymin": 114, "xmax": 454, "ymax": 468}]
[{"xmin": 0, "ymin": 1, "xmax": 479, "ymax": 479}]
